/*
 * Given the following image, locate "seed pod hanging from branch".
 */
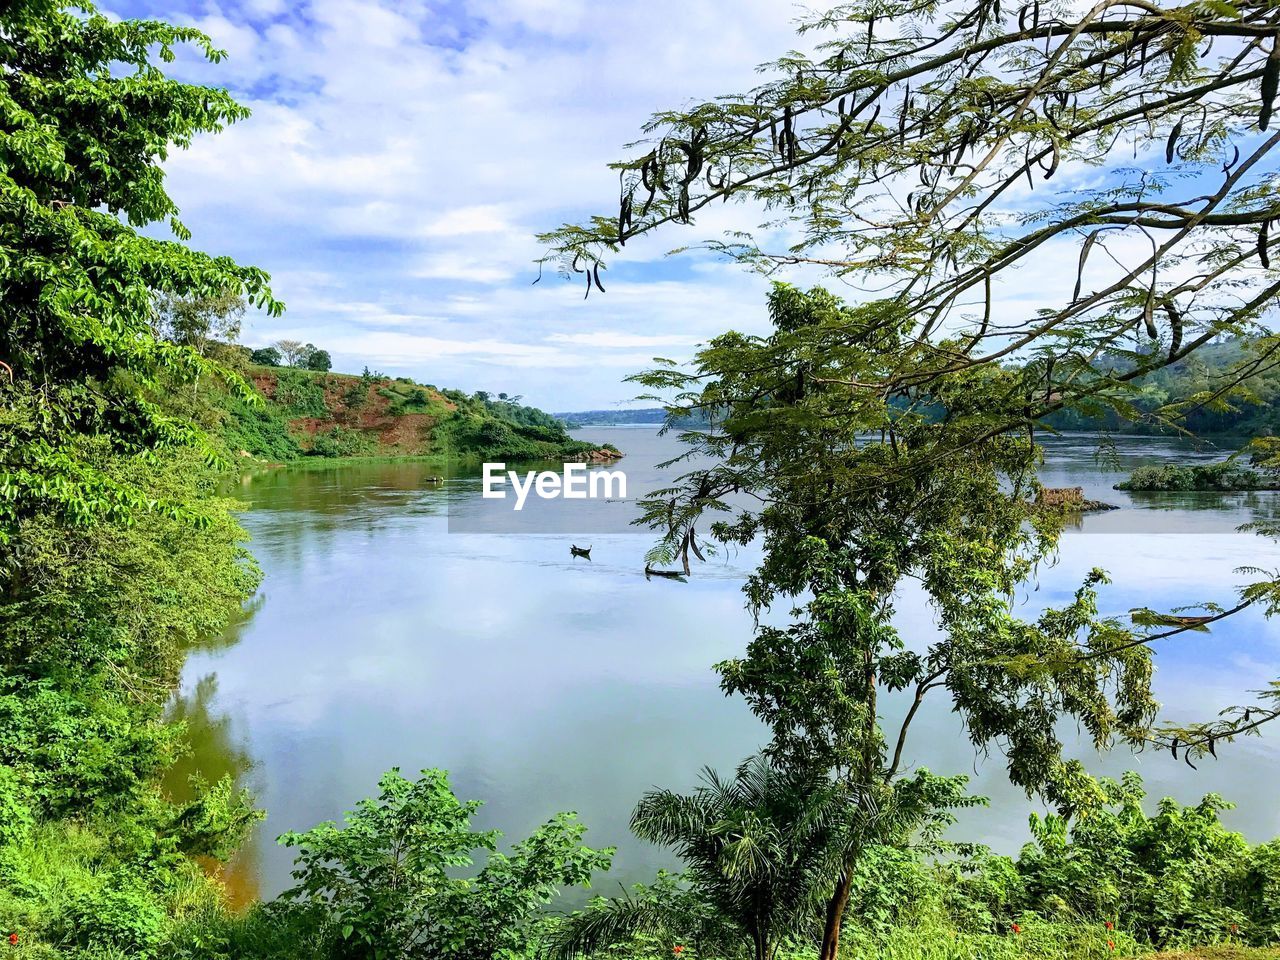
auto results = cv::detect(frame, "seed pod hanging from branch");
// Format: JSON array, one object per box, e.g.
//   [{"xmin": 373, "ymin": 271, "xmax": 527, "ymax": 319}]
[
  {"xmin": 1261, "ymin": 35, "xmax": 1280, "ymax": 131},
  {"xmin": 1165, "ymin": 119, "xmax": 1183, "ymax": 163}
]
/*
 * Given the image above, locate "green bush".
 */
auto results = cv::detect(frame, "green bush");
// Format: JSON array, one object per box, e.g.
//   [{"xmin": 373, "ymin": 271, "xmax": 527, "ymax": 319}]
[
  {"xmin": 219, "ymin": 398, "xmax": 301, "ymax": 462},
  {"xmin": 1013, "ymin": 773, "xmax": 1278, "ymax": 948},
  {"xmin": 0, "ymin": 766, "xmax": 33, "ymax": 847},
  {"xmin": 270, "ymin": 370, "xmax": 329, "ymax": 419},
  {"xmin": 187, "ymin": 769, "xmax": 614, "ymax": 960},
  {"xmin": 57, "ymin": 879, "xmax": 169, "ymax": 958},
  {"xmin": 1116, "ymin": 461, "xmax": 1280, "ymax": 491},
  {"xmin": 307, "ymin": 426, "xmax": 375, "ymax": 458}
]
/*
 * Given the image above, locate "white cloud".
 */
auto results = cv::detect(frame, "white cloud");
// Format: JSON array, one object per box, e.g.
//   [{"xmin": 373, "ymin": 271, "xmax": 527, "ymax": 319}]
[
  {"xmin": 547, "ymin": 332, "xmax": 705, "ymax": 348},
  {"xmin": 322, "ymin": 331, "xmax": 585, "ymax": 368},
  {"xmin": 161, "ymin": 0, "xmax": 1137, "ymax": 407},
  {"xmin": 419, "ymin": 205, "xmax": 514, "ymax": 237}
]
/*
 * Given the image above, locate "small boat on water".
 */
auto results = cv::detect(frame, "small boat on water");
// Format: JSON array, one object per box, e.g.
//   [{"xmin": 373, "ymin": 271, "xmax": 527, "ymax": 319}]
[{"xmin": 644, "ymin": 564, "xmax": 687, "ymax": 582}]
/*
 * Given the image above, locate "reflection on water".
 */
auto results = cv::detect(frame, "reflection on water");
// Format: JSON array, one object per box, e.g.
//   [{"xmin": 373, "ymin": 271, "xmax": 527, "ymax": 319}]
[
  {"xmin": 170, "ymin": 429, "xmax": 1280, "ymax": 901},
  {"xmin": 163, "ymin": 674, "xmax": 262, "ymax": 908}
]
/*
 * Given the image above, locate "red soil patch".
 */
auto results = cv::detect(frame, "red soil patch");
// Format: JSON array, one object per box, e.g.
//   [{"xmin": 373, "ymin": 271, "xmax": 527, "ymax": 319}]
[{"xmin": 253, "ymin": 369, "xmax": 452, "ymax": 455}]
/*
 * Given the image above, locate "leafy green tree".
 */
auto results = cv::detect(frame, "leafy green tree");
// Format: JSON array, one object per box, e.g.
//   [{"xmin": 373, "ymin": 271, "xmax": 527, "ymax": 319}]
[
  {"xmin": 0, "ymin": 0, "xmax": 280, "ymax": 540},
  {"xmin": 153, "ymin": 291, "xmax": 247, "ymax": 359},
  {"xmin": 251, "ymin": 346, "xmax": 283, "ymax": 367},
  {"xmin": 551, "ymin": 757, "xmax": 833, "ymax": 960},
  {"xmin": 1014, "ymin": 772, "xmax": 1280, "ymax": 948},
  {"xmin": 276, "ymin": 768, "xmax": 613, "ymax": 960},
  {"xmin": 617, "ymin": 283, "xmax": 1277, "ymax": 960},
  {"xmin": 305, "ymin": 348, "xmax": 333, "ymax": 372}
]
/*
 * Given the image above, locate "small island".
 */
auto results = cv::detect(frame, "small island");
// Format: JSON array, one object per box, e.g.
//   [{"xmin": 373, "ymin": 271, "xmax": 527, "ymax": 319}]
[{"xmin": 1116, "ymin": 461, "xmax": 1280, "ymax": 492}]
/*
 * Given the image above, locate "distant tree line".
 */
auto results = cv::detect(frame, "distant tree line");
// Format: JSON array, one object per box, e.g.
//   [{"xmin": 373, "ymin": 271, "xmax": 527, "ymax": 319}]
[
  {"xmin": 1043, "ymin": 340, "xmax": 1280, "ymax": 437},
  {"xmin": 250, "ymin": 339, "xmax": 332, "ymax": 372}
]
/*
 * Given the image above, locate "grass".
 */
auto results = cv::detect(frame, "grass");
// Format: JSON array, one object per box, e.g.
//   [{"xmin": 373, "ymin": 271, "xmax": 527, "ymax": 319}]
[{"xmin": 1145, "ymin": 950, "xmax": 1280, "ymax": 960}]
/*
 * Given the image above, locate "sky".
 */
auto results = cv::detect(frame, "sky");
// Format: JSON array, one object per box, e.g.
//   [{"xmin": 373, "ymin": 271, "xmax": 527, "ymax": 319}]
[
  {"xmin": 107, "ymin": 0, "xmax": 1269, "ymax": 412},
  {"xmin": 106, "ymin": 0, "xmax": 828, "ymax": 411}
]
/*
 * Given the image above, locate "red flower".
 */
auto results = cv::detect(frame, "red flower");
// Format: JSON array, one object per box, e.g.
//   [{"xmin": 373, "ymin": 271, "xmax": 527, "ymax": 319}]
[
  {"xmin": 1011, "ymin": 923, "xmax": 1022, "ymax": 935},
  {"xmin": 1105, "ymin": 921, "xmax": 1114, "ymax": 931},
  {"xmin": 673, "ymin": 948, "xmax": 684, "ymax": 955},
  {"xmin": 1230, "ymin": 924, "xmax": 1240, "ymax": 935},
  {"xmin": 7, "ymin": 933, "xmax": 16, "ymax": 946},
  {"xmin": 1108, "ymin": 940, "xmax": 1116, "ymax": 952}
]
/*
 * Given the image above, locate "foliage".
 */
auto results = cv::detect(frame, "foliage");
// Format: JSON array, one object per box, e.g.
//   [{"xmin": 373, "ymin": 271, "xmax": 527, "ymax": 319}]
[
  {"xmin": 1014, "ymin": 773, "xmax": 1280, "ymax": 948},
  {"xmin": 1116, "ymin": 462, "xmax": 1280, "ymax": 492},
  {"xmin": 268, "ymin": 768, "xmax": 612, "ymax": 960},
  {"xmin": 219, "ymin": 397, "xmax": 302, "ymax": 462},
  {"xmin": 268, "ymin": 370, "xmax": 329, "ymax": 419},
  {"xmin": 214, "ymin": 369, "xmax": 596, "ymax": 463},
  {"xmin": 619, "ymin": 283, "xmax": 1179, "ymax": 958},
  {"xmin": 307, "ymin": 425, "xmax": 376, "ymax": 459},
  {"xmin": 541, "ymin": 0, "xmax": 1278, "ymax": 448},
  {"xmin": 250, "ymin": 347, "xmax": 282, "ymax": 367},
  {"xmin": 0, "ymin": 445, "xmax": 262, "ymax": 955},
  {"xmin": 153, "ymin": 293, "xmax": 247, "ymax": 362},
  {"xmin": 1044, "ymin": 342, "xmax": 1280, "ymax": 438},
  {"xmin": 539, "ymin": 0, "xmax": 1280, "ymax": 770},
  {"xmin": 269, "ymin": 341, "xmax": 331, "ymax": 371},
  {"xmin": 0, "ymin": 0, "xmax": 280, "ymax": 539}
]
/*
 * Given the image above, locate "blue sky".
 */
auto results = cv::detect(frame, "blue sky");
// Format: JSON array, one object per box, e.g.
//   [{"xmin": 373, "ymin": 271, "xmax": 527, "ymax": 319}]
[{"xmin": 109, "ymin": 0, "xmax": 816, "ymax": 411}]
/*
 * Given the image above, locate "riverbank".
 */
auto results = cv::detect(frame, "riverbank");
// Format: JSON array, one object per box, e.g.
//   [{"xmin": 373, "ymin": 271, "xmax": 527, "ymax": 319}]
[{"xmin": 222, "ymin": 365, "xmax": 615, "ymax": 465}]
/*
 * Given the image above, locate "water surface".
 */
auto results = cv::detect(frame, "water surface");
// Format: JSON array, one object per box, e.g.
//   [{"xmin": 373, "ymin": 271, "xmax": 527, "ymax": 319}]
[{"xmin": 169, "ymin": 428, "xmax": 1280, "ymax": 902}]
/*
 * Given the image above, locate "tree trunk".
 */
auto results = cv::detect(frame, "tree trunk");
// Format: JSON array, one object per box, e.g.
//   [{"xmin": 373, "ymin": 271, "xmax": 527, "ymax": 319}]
[
  {"xmin": 819, "ymin": 866, "xmax": 854, "ymax": 960},
  {"xmin": 752, "ymin": 926, "xmax": 768, "ymax": 960}
]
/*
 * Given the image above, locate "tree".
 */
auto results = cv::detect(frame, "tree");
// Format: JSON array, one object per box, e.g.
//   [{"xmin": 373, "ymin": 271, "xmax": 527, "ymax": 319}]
[
  {"xmin": 0, "ymin": 0, "xmax": 280, "ymax": 541},
  {"xmin": 251, "ymin": 346, "xmax": 283, "ymax": 367},
  {"xmin": 153, "ymin": 290, "xmax": 246, "ymax": 358},
  {"xmin": 550, "ymin": 757, "xmax": 836, "ymax": 960},
  {"xmin": 540, "ymin": 0, "xmax": 1280, "ymax": 769},
  {"xmin": 274, "ymin": 340, "xmax": 311, "ymax": 367},
  {"xmin": 626, "ymin": 284, "xmax": 1278, "ymax": 960},
  {"xmin": 541, "ymin": 0, "xmax": 1279, "ymax": 463},
  {"xmin": 153, "ymin": 290, "xmax": 249, "ymax": 399},
  {"xmin": 277, "ymin": 768, "xmax": 613, "ymax": 960},
  {"xmin": 305, "ymin": 348, "xmax": 333, "ymax": 372}
]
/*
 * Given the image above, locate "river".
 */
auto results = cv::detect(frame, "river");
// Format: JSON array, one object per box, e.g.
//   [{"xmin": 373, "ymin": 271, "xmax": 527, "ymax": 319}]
[{"xmin": 167, "ymin": 428, "xmax": 1280, "ymax": 905}]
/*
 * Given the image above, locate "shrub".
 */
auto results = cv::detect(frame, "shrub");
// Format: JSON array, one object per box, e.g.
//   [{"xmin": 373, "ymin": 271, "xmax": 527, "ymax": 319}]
[
  {"xmin": 272, "ymin": 768, "xmax": 612, "ymax": 960},
  {"xmin": 270, "ymin": 371, "xmax": 329, "ymax": 419},
  {"xmin": 307, "ymin": 426, "xmax": 374, "ymax": 458},
  {"xmin": 58, "ymin": 878, "xmax": 168, "ymax": 958},
  {"xmin": 1116, "ymin": 461, "xmax": 1280, "ymax": 491},
  {"xmin": 220, "ymin": 398, "xmax": 301, "ymax": 461}
]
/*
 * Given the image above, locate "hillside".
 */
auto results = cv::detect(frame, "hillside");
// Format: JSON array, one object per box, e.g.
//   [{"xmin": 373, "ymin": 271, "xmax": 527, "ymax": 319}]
[
  {"xmin": 1042, "ymin": 339, "xmax": 1280, "ymax": 436},
  {"xmin": 220, "ymin": 366, "xmax": 622, "ymax": 464}
]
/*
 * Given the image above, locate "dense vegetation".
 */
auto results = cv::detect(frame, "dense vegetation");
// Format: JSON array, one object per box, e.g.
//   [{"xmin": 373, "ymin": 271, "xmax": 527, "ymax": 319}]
[
  {"xmin": 0, "ymin": 1, "xmax": 599, "ymax": 954},
  {"xmin": 216, "ymin": 364, "xmax": 606, "ymax": 463},
  {"xmin": 157, "ymin": 768, "xmax": 1280, "ymax": 960},
  {"xmin": 1117, "ymin": 462, "xmax": 1280, "ymax": 493},
  {"xmin": 2, "ymin": 0, "xmax": 1279, "ymax": 958},
  {"xmin": 564, "ymin": 341, "xmax": 1280, "ymax": 438},
  {"xmin": 1045, "ymin": 342, "xmax": 1280, "ymax": 438}
]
